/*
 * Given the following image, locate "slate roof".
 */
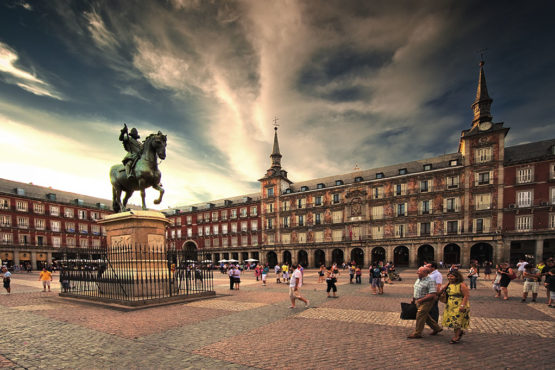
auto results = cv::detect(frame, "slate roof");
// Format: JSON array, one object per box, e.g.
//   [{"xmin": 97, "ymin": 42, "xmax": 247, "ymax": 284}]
[
  {"xmin": 0, "ymin": 178, "xmax": 112, "ymax": 210},
  {"xmin": 504, "ymin": 139, "xmax": 555, "ymax": 165},
  {"xmin": 167, "ymin": 192, "xmax": 261, "ymax": 214}
]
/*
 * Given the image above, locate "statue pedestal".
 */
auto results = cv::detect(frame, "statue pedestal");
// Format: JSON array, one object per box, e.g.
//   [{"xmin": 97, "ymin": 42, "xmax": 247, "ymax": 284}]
[{"xmin": 98, "ymin": 210, "xmax": 172, "ymax": 298}]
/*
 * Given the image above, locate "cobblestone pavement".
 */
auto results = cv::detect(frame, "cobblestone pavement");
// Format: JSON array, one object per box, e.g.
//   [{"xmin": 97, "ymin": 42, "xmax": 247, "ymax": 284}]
[{"xmin": 1, "ymin": 269, "xmax": 554, "ymax": 369}]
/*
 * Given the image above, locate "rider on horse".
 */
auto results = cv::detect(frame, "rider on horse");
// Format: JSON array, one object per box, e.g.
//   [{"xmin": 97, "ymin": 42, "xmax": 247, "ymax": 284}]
[{"xmin": 119, "ymin": 123, "xmax": 143, "ymax": 180}]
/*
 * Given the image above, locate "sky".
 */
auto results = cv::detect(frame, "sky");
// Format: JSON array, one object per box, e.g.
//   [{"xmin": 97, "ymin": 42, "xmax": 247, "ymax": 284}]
[{"xmin": 1, "ymin": 0, "xmax": 554, "ymax": 210}]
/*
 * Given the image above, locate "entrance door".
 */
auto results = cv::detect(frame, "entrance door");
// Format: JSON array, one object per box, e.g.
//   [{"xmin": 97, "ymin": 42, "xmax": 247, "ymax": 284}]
[
  {"xmin": 443, "ymin": 244, "xmax": 460, "ymax": 265},
  {"xmin": 394, "ymin": 246, "xmax": 409, "ymax": 266}
]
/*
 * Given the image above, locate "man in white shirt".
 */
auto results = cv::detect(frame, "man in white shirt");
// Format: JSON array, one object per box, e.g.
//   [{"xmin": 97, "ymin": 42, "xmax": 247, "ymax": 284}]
[
  {"xmin": 289, "ymin": 263, "xmax": 309, "ymax": 309},
  {"xmin": 516, "ymin": 259, "xmax": 528, "ymax": 280},
  {"xmin": 426, "ymin": 262, "xmax": 443, "ymax": 323}
]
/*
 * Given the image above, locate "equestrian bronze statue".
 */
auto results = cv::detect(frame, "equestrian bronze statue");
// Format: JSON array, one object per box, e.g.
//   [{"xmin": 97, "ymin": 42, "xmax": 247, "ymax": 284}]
[{"xmin": 110, "ymin": 124, "xmax": 167, "ymax": 212}]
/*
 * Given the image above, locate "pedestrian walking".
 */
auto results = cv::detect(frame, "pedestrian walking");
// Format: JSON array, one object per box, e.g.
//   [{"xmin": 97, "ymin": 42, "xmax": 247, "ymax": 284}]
[
  {"xmin": 262, "ymin": 264, "xmax": 269, "ymax": 286},
  {"xmin": 541, "ymin": 258, "xmax": 554, "ymax": 303},
  {"xmin": 1, "ymin": 266, "xmax": 11, "ymax": 293},
  {"xmin": 516, "ymin": 259, "xmax": 528, "ymax": 280},
  {"xmin": 407, "ymin": 267, "xmax": 442, "ymax": 339},
  {"xmin": 325, "ymin": 267, "xmax": 338, "ymax": 298},
  {"xmin": 439, "ymin": 270, "xmax": 470, "ymax": 344},
  {"xmin": 497, "ymin": 262, "xmax": 515, "ymax": 300},
  {"xmin": 318, "ymin": 265, "xmax": 326, "ymax": 283},
  {"xmin": 492, "ymin": 265, "xmax": 502, "ymax": 297},
  {"xmin": 426, "ymin": 262, "xmax": 442, "ymax": 323},
  {"xmin": 349, "ymin": 264, "xmax": 355, "ymax": 284},
  {"xmin": 355, "ymin": 266, "xmax": 362, "ymax": 284},
  {"xmin": 484, "ymin": 261, "xmax": 492, "ymax": 281},
  {"xmin": 282, "ymin": 264, "xmax": 289, "ymax": 283},
  {"xmin": 289, "ymin": 263, "xmax": 309, "ymax": 309},
  {"xmin": 544, "ymin": 266, "xmax": 555, "ymax": 308},
  {"xmin": 39, "ymin": 267, "xmax": 53, "ymax": 292},
  {"xmin": 228, "ymin": 266, "xmax": 235, "ymax": 290},
  {"xmin": 275, "ymin": 264, "xmax": 282, "ymax": 284},
  {"xmin": 370, "ymin": 263, "xmax": 382, "ymax": 295},
  {"xmin": 468, "ymin": 264, "xmax": 478, "ymax": 290},
  {"xmin": 233, "ymin": 265, "xmax": 242, "ymax": 290},
  {"xmin": 521, "ymin": 263, "xmax": 541, "ymax": 303}
]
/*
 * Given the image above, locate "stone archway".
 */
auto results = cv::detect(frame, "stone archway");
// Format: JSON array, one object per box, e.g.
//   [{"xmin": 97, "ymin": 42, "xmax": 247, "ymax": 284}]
[
  {"xmin": 351, "ymin": 248, "xmax": 364, "ymax": 267},
  {"xmin": 470, "ymin": 243, "xmax": 493, "ymax": 265},
  {"xmin": 371, "ymin": 247, "xmax": 386, "ymax": 264},
  {"xmin": 417, "ymin": 244, "xmax": 434, "ymax": 266},
  {"xmin": 314, "ymin": 249, "xmax": 326, "ymax": 267},
  {"xmin": 283, "ymin": 250, "xmax": 292, "ymax": 265},
  {"xmin": 394, "ymin": 246, "xmax": 409, "ymax": 266},
  {"xmin": 267, "ymin": 251, "xmax": 278, "ymax": 267},
  {"xmin": 332, "ymin": 248, "xmax": 344, "ymax": 265},
  {"xmin": 298, "ymin": 250, "xmax": 308, "ymax": 267},
  {"xmin": 443, "ymin": 244, "xmax": 460, "ymax": 266},
  {"xmin": 184, "ymin": 241, "xmax": 198, "ymax": 261}
]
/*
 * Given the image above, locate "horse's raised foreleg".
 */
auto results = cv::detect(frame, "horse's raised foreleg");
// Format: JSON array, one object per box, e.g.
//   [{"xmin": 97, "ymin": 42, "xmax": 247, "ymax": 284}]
[
  {"xmin": 153, "ymin": 183, "xmax": 164, "ymax": 205},
  {"xmin": 112, "ymin": 186, "xmax": 123, "ymax": 213},
  {"xmin": 122, "ymin": 190, "xmax": 134, "ymax": 211}
]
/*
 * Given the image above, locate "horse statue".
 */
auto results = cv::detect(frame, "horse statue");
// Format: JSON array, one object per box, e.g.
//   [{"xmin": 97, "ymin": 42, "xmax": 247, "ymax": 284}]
[{"xmin": 110, "ymin": 131, "xmax": 167, "ymax": 212}]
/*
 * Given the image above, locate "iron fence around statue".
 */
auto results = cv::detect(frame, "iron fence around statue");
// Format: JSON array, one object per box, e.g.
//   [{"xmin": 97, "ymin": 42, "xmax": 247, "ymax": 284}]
[{"xmin": 57, "ymin": 245, "xmax": 214, "ymax": 304}]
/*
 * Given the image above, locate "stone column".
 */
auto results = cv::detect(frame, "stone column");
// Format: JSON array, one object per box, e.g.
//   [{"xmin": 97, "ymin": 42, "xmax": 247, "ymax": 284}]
[
  {"xmin": 308, "ymin": 249, "xmax": 315, "ymax": 268},
  {"xmin": 30, "ymin": 251, "xmax": 37, "ymax": 270},
  {"xmin": 47, "ymin": 251, "xmax": 53, "ymax": 265},
  {"xmin": 385, "ymin": 245, "xmax": 393, "ymax": 265},
  {"xmin": 325, "ymin": 248, "xmax": 332, "ymax": 265},
  {"xmin": 365, "ymin": 246, "xmax": 372, "ymax": 267},
  {"xmin": 409, "ymin": 244, "xmax": 417, "ymax": 268},
  {"xmin": 433, "ymin": 243, "xmax": 440, "ymax": 263},
  {"xmin": 461, "ymin": 241, "xmax": 471, "ymax": 268},
  {"xmin": 535, "ymin": 239, "xmax": 544, "ymax": 263},
  {"xmin": 14, "ymin": 249, "xmax": 20, "ymax": 267}
]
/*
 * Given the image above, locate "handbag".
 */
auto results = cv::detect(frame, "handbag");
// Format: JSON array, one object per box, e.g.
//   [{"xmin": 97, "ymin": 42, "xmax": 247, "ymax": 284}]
[
  {"xmin": 438, "ymin": 283, "xmax": 450, "ymax": 303},
  {"xmin": 400, "ymin": 302, "xmax": 417, "ymax": 320}
]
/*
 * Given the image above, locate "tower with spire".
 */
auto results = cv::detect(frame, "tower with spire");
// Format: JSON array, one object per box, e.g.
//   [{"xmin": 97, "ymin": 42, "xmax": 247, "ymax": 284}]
[{"xmin": 471, "ymin": 60, "xmax": 494, "ymax": 127}]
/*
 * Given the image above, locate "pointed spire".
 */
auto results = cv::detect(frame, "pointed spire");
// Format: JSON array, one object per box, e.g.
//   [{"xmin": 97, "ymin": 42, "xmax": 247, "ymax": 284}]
[
  {"xmin": 270, "ymin": 127, "xmax": 282, "ymax": 168},
  {"xmin": 471, "ymin": 60, "xmax": 493, "ymax": 125}
]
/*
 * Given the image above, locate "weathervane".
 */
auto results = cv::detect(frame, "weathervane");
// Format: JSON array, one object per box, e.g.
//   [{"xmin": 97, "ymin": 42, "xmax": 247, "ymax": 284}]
[
  {"xmin": 477, "ymin": 48, "xmax": 488, "ymax": 65},
  {"xmin": 273, "ymin": 116, "xmax": 279, "ymax": 131}
]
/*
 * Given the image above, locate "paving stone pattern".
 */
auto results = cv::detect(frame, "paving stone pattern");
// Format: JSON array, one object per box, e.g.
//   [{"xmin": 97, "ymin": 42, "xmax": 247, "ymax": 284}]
[{"xmin": 1, "ymin": 269, "xmax": 554, "ymax": 369}]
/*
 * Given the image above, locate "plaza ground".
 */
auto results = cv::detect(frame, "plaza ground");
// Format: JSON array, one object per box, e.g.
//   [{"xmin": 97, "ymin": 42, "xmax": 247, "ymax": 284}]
[{"xmin": 1, "ymin": 268, "xmax": 554, "ymax": 369}]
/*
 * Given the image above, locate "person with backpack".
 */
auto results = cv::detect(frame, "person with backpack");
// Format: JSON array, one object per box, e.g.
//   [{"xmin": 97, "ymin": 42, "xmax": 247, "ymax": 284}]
[
  {"xmin": 370, "ymin": 263, "xmax": 382, "ymax": 295},
  {"xmin": 497, "ymin": 262, "xmax": 515, "ymax": 300}
]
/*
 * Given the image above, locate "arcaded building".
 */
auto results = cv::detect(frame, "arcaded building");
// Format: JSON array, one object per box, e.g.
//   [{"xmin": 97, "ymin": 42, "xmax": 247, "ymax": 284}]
[{"xmin": 165, "ymin": 62, "xmax": 555, "ymax": 268}]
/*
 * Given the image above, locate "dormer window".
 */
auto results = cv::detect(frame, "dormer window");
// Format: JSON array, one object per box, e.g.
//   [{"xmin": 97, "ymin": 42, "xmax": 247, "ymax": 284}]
[
  {"xmin": 399, "ymin": 168, "xmax": 407, "ymax": 175},
  {"xmin": 376, "ymin": 172, "xmax": 384, "ymax": 179},
  {"xmin": 449, "ymin": 160, "xmax": 458, "ymax": 167},
  {"xmin": 335, "ymin": 180, "xmax": 344, "ymax": 186},
  {"xmin": 16, "ymin": 188, "xmax": 25, "ymax": 196},
  {"xmin": 317, "ymin": 183, "xmax": 325, "ymax": 189},
  {"xmin": 285, "ymin": 188, "xmax": 291, "ymax": 194},
  {"xmin": 423, "ymin": 164, "xmax": 432, "ymax": 171},
  {"xmin": 300, "ymin": 186, "xmax": 309, "ymax": 192},
  {"xmin": 354, "ymin": 176, "xmax": 363, "ymax": 182}
]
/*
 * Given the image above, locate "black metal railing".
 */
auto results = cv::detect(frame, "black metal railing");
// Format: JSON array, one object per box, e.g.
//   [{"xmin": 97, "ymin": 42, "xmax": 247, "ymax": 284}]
[{"xmin": 57, "ymin": 245, "xmax": 214, "ymax": 304}]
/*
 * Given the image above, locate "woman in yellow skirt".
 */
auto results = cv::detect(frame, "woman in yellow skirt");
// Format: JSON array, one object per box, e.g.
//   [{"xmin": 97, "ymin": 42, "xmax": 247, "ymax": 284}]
[{"xmin": 440, "ymin": 270, "xmax": 470, "ymax": 344}]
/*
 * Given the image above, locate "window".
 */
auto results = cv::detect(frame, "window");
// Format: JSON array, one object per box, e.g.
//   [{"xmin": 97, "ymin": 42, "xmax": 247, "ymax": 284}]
[
  {"xmin": 282, "ymin": 200, "xmax": 290, "ymax": 211},
  {"xmin": 297, "ymin": 215, "xmax": 304, "ymax": 227},
  {"xmin": 90, "ymin": 211, "xmax": 100, "ymax": 221},
  {"xmin": 315, "ymin": 231, "xmax": 324, "ymax": 242},
  {"xmin": 230, "ymin": 209, "xmax": 237, "ymax": 219},
  {"xmin": 449, "ymin": 159, "xmax": 458, "ymax": 167},
  {"xmin": 79, "ymin": 223, "xmax": 88, "ymax": 234},
  {"xmin": 474, "ymin": 218, "xmax": 490, "ymax": 233},
  {"xmin": 231, "ymin": 223, "xmax": 237, "ymax": 233},
  {"xmin": 446, "ymin": 176, "xmax": 459, "ymax": 189},
  {"xmin": 476, "ymin": 171, "xmax": 491, "ymax": 185},
  {"xmin": 267, "ymin": 234, "xmax": 274, "ymax": 245},
  {"xmin": 376, "ymin": 172, "xmax": 384, "ymax": 179},
  {"xmin": 266, "ymin": 219, "xmax": 273, "ymax": 230},
  {"xmin": 213, "ymin": 225, "xmax": 219, "ymax": 234},
  {"xmin": 52, "ymin": 237, "xmax": 61, "ymax": 248},
  {"xmin": 516, "ymin": 216, "xmax": 532, "ymax": 231},
  {"xmin": 549, "ymin": 213, "xmax": 555, "ymax": 229},
  {"xmin": 516, "ymin": 190, "xmax": 532, "ymax": 208},
  {"xmin": 372, "ymin": 226, "xmax": 383, "ymax": 239},
  {"xmin": 372, "ymin": 206, "xmax": 384, "ymax": 220},
  {"xmin": 297, "ymin": 198, "xmax": 306, "ymax": 209},
  {"xmin": 1, "ymin": 233, "xmax": 13, "ymax": 244},
  {"xmin": 420, "ymin": 200, "xmax": 431, "ymax": 215},
  {"xmin": 186, "ymin": 216, "xmax": 192, "ymax": 225},
  {"xmin": 298, "ymin": 232, "xmax": 306, "ymax": 243},
  {"xmin": 315, "ymin": 213, "xmax": 321, "ymax": 225},
  {"xmin": 517, "ymin": 167, "xmax": 533, "ymax": 184},
  {"xmin": 475, "ymin": 193, "xmax": 491, "ymax": 210},
  {"xmin": 19, "ymin": 234, "xmax": 30, "ymax": 245},
  {"xmin": 420, "ymin": 180, "xmax": 430, "ymax": 193},
  {"xmin": 198, "ymin": 227, "xmax": 203, "ymax": 236},
  {"xmin": 241, "ymin": 221, "xmax": 248, "ymax": 232},
  {"xmin": 283, "ymin": 215, "xmax": 290, "ymax": 227},
  {"xmin": 399, "ymin": 168, "xmax": 407, "ymax": 175},
  {"xmin": 92, "ymin": 239, "xmax": 100, "ymax": 247},
  {"xmin": 171, "ymin": 230, "xmax": 176, "ymax": 239},
  {"xmin": 332, "ymin": 230, "xmax": 342, "ymax": 242},
  {"xmin": 420, "ymin": 222, "xmax": 431, "ymax": 236},
  {"xmin": 250, "ymin": 206, "xmax": 257, "ymax": 216},
  {"xmin": 65, "ymin": 222, "xmax": 75, "ymax": 233},
  {"xmin": 335, "ymin": 180, "xmax": 343, "ymax": 186},
  {"xmin": 300, "ymin": 186, "xmax": 309, "ymax": 191},
  {"xmin": 423, "ymin": 164, "xmax": 432, "ymax": 171},
  {"xmin": 373, "ymin": 186, "xmax": 384, "ymax": 199},
  {"xmin": 240, "ymin": 208, "xmax": 247, "ymax": 217},
  {"xmin": 551, "ymin": 187, "xmax": 555, "ymax": 205},
  {"xmin": 16, "ymin": 200, "xmax": 28, "ymax": 212},
  {"xmin": 50, "ymin": 206, "xmax": 59, "ymax": 216},
  {"xmin": 0, "ymin": 215, "xmax": 11, "ymax": 227},
  {"xmin": 66, "ymin": 237, "xmax": 75, "ymax": 247},
  {"xmin": 266, "ymin": 203, "xmax": 274, "ymax": 213},
  {"xmin": 550, "ymin": 163, "xmax": 555, "ymax": 180},
  {"xmin": 355, "ymin": 176, "xmax": 363, "ymax": 182},
  {"xmin": 35, "ymin": 218, "xmax": 45, "ymax": 230},
  {"xmin": 222, "ymin": 238, "xmax": 228, "ymax": 247},
  {"xmin": 395, "ymin": 183, "xmax": 407, "ymax": 196},
  {"xmin": 282, "ymin": 233, "xmax": 290, "ymax": 244},
  {"xmin": 205, "ymin": 226, "xmax": 211, "ymax": 236},
  {"xmin": 203, "ymin": 213, "xmax": 210, "ymax": 221},
  {"xmin": 317, "ymin": 183, "xmax": 325, "ymax": 189},
  {"xmin": 212, "ymin": 212, "xmax": 219, "ymax": 221},
  {"xmin": 333, "ymin": 193, "xmax": 340, "ymax": 204},
  {"xmin": 332, "ymin": 211, "xmax": 343, "ymax": 223},
  {"xmin": 17, "ymin": 216, "xmax": 29, "ymax": 228},
  {"xmin": 395, "ymin": 224, "xmax": 405, "ymax": 238},
  {"xmin": 221, "ymin": 211, "xmax": 228, "ymax": 220},
  {"xmin": 176, "ymin": 217, "xmax": 181, "ymax": 226},
  {"xmin": 187, "ymin": 228, "xmax": 192, "ymax": 237},
  {"xmin": 64, "ymin": 208, "xmax": 74, "ymax": 218},
  {"xmin": 476, "ymin": 147, "xmax": 492, "ymax": 163},
  {"xmin": 445, "ymin": 198, "xmax": 459, "ymax": 212},
  {"xmin": 0, "ymin": 198, "xmax": 9, "ymax": 209},
  {"xmin": 34, "ymin": 203, "xmax": 44, "ymax": 214},
  {"xmin": 315, "ymin": 196, "xmax": 322, "ymax": 206},
  {"xmin": 51, "ymin": 220, "xmax": 61, "ymax": 232},
  {"xmin": 78, "ymin": 210, "xmax": 87, "ymax": 220},
  {"xmin": 251, "ymin": 220, "xmax": 258, "ymax": 231},
  {"xmin": 447, "ymin": 221, "xmax": 458, "ymax": 234},
  {"xmin": 80, "ymin": 238, "xmax": 89, "ymax": 248},
  {"xmin": 222, "ymin": 224, "xmax": 228, "ymax": 234},
  {"xmin": 267, "ymin": 187, "xmax": 274, "ymax": 197},
  {"xmin": 397, "ymin": 203, "xmax": 407, "ymax": 217}
]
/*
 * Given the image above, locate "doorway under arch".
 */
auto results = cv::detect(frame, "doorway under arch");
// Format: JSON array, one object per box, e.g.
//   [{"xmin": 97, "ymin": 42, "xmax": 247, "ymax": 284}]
[
  {"xmin": 183, "ymin": 241, "xmax": 198, "ymax": 261},
  {"xmin": 443, "ymin": 244, "xmax": 460, "ymax": 266},
  {"xmin": 267, "ymin": 251, "xmax": 278, "ymax": 267},
  {"xmin": 351, "ymin": 248, "xmax": 364, "ymax": 267},
  {"xmin": 298, "ymin": 250, "xmax": 308, "ymax": 267},
  {"xmin": 332, "ymin": 248, "xmax": 344, "ymax": 265},
  {"xmin": 418, "ymin": 244, "xmax": 434, "ymax": 266},
  {"xmin": 470, "ymin": 243, "xmax": 493, "ymax": 265},
  {"xmin": 315, "ymin": 249, "xmax": 325, "ymax": 267},
  {"xmin": 371, "ymin": 247, "xmax": 386, "ymax": 264},
  {"xmin": 394, "ymin": 246, "xmax": 409, "ymax": 266},
  {"xmin": 283, "ymin": 250, "xmax": 292, "ymax": 265}
]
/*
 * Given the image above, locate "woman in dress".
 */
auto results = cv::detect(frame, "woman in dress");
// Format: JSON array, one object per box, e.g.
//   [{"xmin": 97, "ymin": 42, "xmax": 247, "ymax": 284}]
[
  {"xmin": 468, "ymin": 264, "xmax": 478, "ymax": 290},
  {"xmin": 318, "ymin": 265, "xmax": 326, "ymax": 283},
  {"xmin": 440, "ymin": 270, "xmax": 470, "ymax": 344},
  {"xmin": 484, "ymin": 261, "xmax": 492, "ymax": 281},
  {"xmin": 325, "ymin": 267, "xmax": 338, "ymax": 298}
]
